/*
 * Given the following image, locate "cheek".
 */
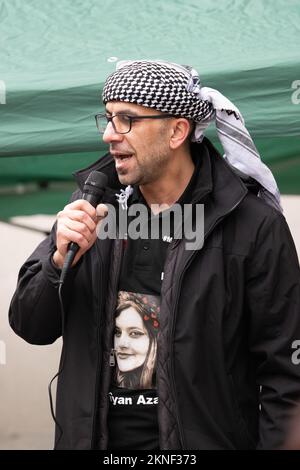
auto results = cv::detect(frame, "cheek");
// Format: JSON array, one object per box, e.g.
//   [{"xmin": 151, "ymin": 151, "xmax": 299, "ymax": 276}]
[
  {"xmin": 135, "ymin": 337, "xmax": 150, "ymax": 354},
  {"xmin": 131, "ymin": 130, "xmax": 152, "ymax": 153}
]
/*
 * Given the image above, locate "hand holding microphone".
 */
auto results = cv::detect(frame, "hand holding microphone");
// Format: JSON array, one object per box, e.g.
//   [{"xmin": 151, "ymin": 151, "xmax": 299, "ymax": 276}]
[{"xmin": 52, "ymin": 171, "xmax": 108, "ymax": 283}]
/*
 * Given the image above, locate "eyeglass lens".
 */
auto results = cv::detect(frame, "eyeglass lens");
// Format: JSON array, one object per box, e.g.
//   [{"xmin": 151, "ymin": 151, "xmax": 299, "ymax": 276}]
[{"xmin": 96, "ymin": 114, "xmax": 131, "ymax": 134}]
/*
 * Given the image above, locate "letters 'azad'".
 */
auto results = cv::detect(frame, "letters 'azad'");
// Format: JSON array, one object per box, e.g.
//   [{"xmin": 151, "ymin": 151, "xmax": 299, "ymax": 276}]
[{"xmin": 136, "ymin": 395, "xmax": 159, "ymax": 405}]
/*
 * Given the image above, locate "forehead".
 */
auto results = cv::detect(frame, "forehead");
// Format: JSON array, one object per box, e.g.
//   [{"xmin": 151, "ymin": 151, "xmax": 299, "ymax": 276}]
[
  {"xmin": 105, "ymin": 101, "xmax": 163, "ymax": 116},
  {"xmin": 116, "ymin": 307, "xmax": 144, "ymax": 328}
]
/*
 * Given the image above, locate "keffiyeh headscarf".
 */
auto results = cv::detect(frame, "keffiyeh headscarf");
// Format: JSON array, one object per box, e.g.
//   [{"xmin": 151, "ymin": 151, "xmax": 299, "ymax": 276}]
[{"xmin": 102, "ymin": 60, "xmax": 282, "ymax": 212}]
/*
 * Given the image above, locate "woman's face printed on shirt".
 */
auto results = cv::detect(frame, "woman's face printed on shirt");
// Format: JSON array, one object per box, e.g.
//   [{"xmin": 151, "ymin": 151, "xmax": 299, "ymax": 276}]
[{"xmin": 114, "ymin": 306, "xmax": 150, "ymax": 372}]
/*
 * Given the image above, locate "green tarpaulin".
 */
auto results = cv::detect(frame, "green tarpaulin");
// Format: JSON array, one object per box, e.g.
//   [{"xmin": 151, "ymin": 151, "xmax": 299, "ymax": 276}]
[{"xmin": 0, "ymin": 0, "xmax": 299, "ymax": 216}]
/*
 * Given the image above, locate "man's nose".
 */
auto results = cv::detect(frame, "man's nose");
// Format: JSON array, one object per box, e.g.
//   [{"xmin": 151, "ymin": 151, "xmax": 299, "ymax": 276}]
[{"xmin": 102, "ymin": 122, "xmax": 124, "ymax": 144}]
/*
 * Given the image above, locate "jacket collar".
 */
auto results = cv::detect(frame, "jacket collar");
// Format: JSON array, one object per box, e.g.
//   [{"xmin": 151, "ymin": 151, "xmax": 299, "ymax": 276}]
[
  {"xmin": 198, "ymin": 138, "xmax": 248, "ymax": 218},
  {"xmin": 194, "ymin": 139, "xmax": 248, "ymax": 246}
]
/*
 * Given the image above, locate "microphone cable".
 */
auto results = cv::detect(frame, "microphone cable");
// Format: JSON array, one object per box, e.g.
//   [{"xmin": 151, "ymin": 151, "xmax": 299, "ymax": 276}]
[{"xmin": 48, "ymin": 281, "xmax": 66, "ymax": 449}]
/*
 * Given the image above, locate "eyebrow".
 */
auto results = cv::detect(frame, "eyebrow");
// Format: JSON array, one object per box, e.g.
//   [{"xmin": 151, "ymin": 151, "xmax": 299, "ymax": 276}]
[{"xmin": 105, "ymin": 107, "xmax": 141, "ymax": 117}]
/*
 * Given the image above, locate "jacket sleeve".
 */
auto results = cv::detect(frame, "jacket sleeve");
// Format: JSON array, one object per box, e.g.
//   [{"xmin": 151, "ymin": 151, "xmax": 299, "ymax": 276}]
[
  {"xmin": 246, "ymin": 210, "xmax": 300, "ymax": 449},
  {"xmin": 9, "ymin": 190, "xmax": 82, "ymax": 345}
]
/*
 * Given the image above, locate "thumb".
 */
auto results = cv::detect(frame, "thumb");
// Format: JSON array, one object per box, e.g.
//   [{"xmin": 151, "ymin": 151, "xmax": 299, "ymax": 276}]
[{"xmin": 96, "ymin": 203, "xmax": 109, "ymax": 220}]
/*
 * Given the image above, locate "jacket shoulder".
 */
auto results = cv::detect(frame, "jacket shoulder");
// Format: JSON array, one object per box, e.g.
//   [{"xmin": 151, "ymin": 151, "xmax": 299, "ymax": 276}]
[
  {"xmin": 235, "ymin": 192, "xmax": 285, "ymax": 227},
  {"xmin": 221, "ymin": 193, "xmax": 292, "ymax": 258}
]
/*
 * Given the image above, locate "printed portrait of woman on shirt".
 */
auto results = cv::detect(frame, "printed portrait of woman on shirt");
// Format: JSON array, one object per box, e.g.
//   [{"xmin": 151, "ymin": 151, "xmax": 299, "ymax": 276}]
[{"xmin": 113, "ymin": 291, "xmax": 160, "ymax": 390}]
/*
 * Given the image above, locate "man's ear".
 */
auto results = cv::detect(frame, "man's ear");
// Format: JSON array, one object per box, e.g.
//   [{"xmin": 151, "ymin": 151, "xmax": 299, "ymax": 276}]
[{"xmin": 169, "ymin": 118, "xmax": 191, "ymax": 149}]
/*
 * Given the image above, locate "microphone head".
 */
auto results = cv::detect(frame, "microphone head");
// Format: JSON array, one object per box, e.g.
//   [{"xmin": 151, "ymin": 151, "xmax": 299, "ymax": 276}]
[
  {"xmin": 82, "ymin": 171, "xmax": 108, "ymax": 204},
  {"xmin": 84, "ymin": 170, "xmax": 108, "ymax": 189}
]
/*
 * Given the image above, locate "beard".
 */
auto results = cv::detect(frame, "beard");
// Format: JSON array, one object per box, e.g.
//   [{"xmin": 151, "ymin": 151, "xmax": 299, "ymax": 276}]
[{"xmin": 116, "ymin": 138, "xmax": 171, "ymax": 187}]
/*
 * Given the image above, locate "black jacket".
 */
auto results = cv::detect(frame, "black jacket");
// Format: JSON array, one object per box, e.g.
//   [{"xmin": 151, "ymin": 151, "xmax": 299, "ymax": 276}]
[{"xmin": 9, "ymin": 139, "xmax": 300, "ymax": 450}]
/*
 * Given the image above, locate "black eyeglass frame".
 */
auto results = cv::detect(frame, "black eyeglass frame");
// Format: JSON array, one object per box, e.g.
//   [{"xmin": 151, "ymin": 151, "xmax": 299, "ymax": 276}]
[{"xmin": 95, "ymin": 112, "xmax": 175, "ymax": 135}]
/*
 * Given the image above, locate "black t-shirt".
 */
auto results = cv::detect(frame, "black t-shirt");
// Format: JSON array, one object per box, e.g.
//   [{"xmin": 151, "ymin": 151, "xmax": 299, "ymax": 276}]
[{"xmin": 107, "ymin": 161, "xmax": 199, "ymax": 450}]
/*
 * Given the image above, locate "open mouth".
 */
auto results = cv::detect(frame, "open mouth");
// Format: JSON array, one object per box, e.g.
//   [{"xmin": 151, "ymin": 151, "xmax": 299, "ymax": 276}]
[
  {"xmin": 115, "ymin": 154, "xmax": 133, "ymax": 161},
  {"xmin": 118, "ymin": 155, "xmax": 132, "ymax": 161}
]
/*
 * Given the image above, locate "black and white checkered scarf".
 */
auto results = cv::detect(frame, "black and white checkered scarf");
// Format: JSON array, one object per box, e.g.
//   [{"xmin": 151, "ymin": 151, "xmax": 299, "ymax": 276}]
[{"xmin": 103, "ymin": 60, "xmax": 282, "ymax": 212}]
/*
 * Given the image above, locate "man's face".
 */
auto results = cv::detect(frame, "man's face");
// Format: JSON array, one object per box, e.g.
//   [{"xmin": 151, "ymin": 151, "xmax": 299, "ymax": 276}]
[{"xmin": 103, "ymin": 101, "xmax": 173, "ymax": 186}]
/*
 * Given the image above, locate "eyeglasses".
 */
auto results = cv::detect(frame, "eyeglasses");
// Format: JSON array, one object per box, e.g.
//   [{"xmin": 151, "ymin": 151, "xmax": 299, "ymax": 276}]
[{"xmin": 95, "ymin": 112, "xmax": 174, "ymax": 135}]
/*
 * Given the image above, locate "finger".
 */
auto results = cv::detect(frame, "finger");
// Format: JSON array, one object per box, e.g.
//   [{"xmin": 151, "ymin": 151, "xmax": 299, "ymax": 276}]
[
  {"xmin": 70, "ymin": 231, "xmax": 98, "ymax": 266},
  {"xmin": 58, "ymin": 210, "xmax": 97, "ymax": 232},
  {"xmin": 96, "ymin": 203, "xmax": 109, "ymax": 219},
  {"xmin": 63, "ymin": 218, "xmax": 96, "ymax": 239},
  {"xmin": 62, "ymin": 199, "xmax": 97, "ymax": 219},
  {"xmin": 57, "ymin": 226, "xmax": 91, "ymax": 251}
]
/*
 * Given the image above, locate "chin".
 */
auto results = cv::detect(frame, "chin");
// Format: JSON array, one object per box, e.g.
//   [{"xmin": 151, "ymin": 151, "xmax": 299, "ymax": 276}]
[
  {"xmin": 118, "ymin": 176, "xmax": 132, "ymax": 186},
  {"xmin": 118, "ymin": 174, "xmax": 140, "ymax": 186}
]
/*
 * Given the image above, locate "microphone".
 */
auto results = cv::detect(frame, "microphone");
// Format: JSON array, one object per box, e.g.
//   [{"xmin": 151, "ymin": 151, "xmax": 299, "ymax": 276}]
[{"xmin": 59, "ymin": 171, "xmax": 108, "ymax": 284}]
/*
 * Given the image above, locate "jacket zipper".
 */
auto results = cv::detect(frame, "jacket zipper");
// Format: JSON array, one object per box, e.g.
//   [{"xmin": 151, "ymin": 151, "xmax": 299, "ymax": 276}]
[
  {"xmin": 91, "ymin": 226, "xmax": 124, "ymax": 447},
  {"xmin": 108, "ymin": 237, "xmax": 124, "ymax": 368},
  {"xmin": 168, "ymin": 195, "xmax": 246, "ymax": 449},
  {"xmin": 109, "ymin": 349, "xmax": 116, "ymax": 367},
  {"xmin": 90, "ymin": 243, "xmax": 105, "ymax": 449}
]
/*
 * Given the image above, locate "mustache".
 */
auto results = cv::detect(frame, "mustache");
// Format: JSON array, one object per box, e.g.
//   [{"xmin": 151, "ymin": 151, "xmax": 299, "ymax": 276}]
[{"xmin": 110, "ymin": 145, "xmax": 133, "ymax": 153}]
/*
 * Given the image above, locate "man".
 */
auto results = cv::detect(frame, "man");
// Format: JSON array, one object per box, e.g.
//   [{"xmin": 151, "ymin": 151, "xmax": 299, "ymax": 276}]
[{"xmin": 9, "ymin": 60, "xmax": 300, "ymax": 450}]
